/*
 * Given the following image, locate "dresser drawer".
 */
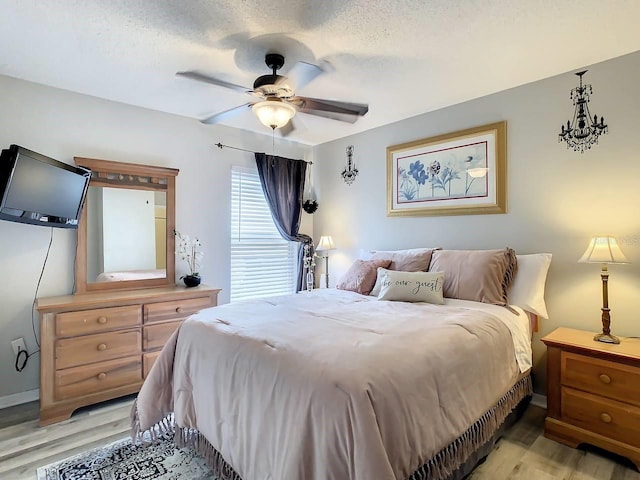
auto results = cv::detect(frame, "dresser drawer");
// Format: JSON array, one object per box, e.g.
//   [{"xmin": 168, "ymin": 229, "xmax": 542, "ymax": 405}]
[
  {"xmin": 55, "ymin": 305, "xmax": 141, "ymax": 338},
  {"xmin": 143, "ymin": 351, "xmax": 162, "ymax": 378},
  {"xmin": 562, "ymin": 351, "xmax": 640, "ymax": 407},
  {"xmin": 562, "ymin": 387, "xmax": 640, "ymax": 448},
  {"xmin": 55, "ymin": 329, "xmax": 141, "ymax": 370},
  {"xmin": 55, "ymin": 355, "xmax": 142, "ymax": 401},
  {"xmin": 144, "ymin": 296, "xmax": 212, "ymax": 324},
  {"xmin": 143, "ymin": 321, "xmax": 182, "ymax": 351}
]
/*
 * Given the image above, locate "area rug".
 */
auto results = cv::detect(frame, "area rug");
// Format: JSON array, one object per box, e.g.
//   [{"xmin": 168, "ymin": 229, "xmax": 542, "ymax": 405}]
[{"xmin": 36, "ymin": 433, "xmax": 216, "ymax": 480}]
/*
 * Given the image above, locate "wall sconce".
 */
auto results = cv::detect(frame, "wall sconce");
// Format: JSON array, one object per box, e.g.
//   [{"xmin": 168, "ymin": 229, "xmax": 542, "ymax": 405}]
[
  {"xmin": 341, "ymin": 145, "xmax": 358, "ymax": 185},
  {"xmin": 579, "ymin": 236, "xmax": 628, "ymax": 344},
  {"xmin": 316, "ymin": 235, "xmax": 336, "ymax": 288},
  {"xmin": 558, "ymin": 70, "xmax": 608, "ymax": 153}
]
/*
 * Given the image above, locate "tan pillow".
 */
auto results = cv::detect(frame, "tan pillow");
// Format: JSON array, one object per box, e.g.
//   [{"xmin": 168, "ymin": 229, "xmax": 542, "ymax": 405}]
[
  {"xmin": 428, "ymin": 248, "xmax": 517, "ymax": 304},
  {"xmin": 336, "ymin": 259, "xmax": 392, "ymax": 295},
  {"xmin": 368, "ymin": 248, "xmax": 437, "ymax": 296},
  {"xmin": 377, "ymin": 269, "xmax": 444, "ymax": 304}
]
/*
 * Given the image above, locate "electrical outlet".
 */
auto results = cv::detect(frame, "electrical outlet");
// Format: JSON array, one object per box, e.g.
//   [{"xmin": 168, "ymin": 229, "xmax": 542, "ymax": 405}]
[{"xmin": 11, "ymin": 338, "xmax": 26, "ymax": 357}]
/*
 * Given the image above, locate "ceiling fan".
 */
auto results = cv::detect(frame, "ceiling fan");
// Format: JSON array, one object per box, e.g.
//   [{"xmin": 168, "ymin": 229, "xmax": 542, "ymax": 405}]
[{"xmin": 177, "ymin": 53, "xmax": 369, "ymax": 136}]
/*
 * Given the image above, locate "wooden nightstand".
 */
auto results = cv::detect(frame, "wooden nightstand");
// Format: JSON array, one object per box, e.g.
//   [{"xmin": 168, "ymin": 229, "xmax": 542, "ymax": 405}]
[{"xmin": 542, "ymin": 327, "xmax": 640, "ymax": 469}]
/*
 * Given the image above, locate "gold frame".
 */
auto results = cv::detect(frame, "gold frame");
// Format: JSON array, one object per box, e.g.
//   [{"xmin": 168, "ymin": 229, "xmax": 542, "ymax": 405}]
[{"xmin": 387, "ymin": 121, "xmax": 507, "ymax": 217}]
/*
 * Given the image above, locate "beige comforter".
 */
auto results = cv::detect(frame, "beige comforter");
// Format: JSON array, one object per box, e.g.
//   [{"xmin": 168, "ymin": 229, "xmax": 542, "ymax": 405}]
[{"xmin": 133, "ymin": 289, "xmax": 528, "ymax": 480}]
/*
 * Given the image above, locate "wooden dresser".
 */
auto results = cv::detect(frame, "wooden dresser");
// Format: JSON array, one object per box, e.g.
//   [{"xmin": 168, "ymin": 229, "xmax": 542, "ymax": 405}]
[
  {"xmin": 36, "ymin": 285, "xmax": 219, "ymax": 426},
  {"xmin": 542, "ymin": 327, "xmax": 640, "ymax": 469}
]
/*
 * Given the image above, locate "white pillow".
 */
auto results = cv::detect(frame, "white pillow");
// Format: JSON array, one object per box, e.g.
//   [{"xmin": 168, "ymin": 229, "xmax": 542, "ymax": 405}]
[
  {"xmin": 508, "ymin": 253, "xmax": 552, "ymax": 319},
  {"xmin": 377, "ymin": 269, "xmax": 445, "ymax": 304}
]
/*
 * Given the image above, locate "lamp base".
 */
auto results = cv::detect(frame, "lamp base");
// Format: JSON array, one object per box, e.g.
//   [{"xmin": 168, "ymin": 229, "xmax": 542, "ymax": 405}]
[{"xmin": 594, "ymin": 332, "xmax": 620, "ymax": 344}]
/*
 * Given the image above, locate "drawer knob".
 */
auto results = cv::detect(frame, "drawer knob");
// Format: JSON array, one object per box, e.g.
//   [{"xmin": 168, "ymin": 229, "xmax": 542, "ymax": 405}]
[
  {"xmin": 599, "ymin": 374, "xmax": 612, "ymax": 384},
  {"xmin": 600, "ymin": 412, "xmax": 612, "ymax": 424},
  {"xmin": 97, "ymin": 316, "xmax": 108, "ymax": 324},
  {"xmin": 176, "ymin": 306, "xmax": 183, "ymax": 313},
  {"xmin": 97, "ymin": 372, "xmax": 107, "ymax": 380},
  {"xmin": 97, "ymin": 343, "xmax": 107, "ymax": 351}
]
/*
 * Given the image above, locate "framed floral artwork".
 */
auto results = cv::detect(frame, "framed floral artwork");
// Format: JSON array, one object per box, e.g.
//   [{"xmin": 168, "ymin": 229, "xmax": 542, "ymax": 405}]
[{"xmin": 387, "ymin": 121, "xmax": 506, "ymax": 217}]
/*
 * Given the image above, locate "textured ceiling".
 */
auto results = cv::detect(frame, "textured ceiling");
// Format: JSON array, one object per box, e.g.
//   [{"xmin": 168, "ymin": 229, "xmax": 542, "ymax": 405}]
[{"xmin": 1, "ymin": 0, "xmax": 639, "ymax": 145}]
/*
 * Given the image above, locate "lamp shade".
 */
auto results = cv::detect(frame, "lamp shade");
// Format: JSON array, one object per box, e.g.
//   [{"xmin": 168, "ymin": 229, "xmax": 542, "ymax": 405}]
[
  {"xmin": 579, "ymin": 236, "xmax": 628, "ymax": 264},
  {"xmin": 316, "ymin": 235, "xmax": 335, "ymax": 251},
  {"xmin": 252, "ymin": 99, "xmax": 296, "ymax": 129}
]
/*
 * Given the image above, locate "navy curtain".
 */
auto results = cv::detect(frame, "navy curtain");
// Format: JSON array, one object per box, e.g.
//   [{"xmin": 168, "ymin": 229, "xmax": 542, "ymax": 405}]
[{"xmin": 255, "ymin": 153, "xmax": 313, "ymax": 292}]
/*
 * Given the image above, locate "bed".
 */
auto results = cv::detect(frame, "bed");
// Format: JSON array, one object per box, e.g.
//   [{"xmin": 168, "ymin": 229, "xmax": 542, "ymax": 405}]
[{"xmin": 132, "ymin": 286, "xmax": 534, "ymax": 480}]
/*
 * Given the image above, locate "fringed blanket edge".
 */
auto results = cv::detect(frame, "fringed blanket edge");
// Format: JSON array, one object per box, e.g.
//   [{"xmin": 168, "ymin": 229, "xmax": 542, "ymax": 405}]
[{"xmin": 130, "ymin": 374, "xmax": 532, "ymax": 480}]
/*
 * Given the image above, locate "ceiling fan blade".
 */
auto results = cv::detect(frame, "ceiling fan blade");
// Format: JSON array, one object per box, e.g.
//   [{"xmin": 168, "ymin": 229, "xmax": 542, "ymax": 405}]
[
  {"xmin": 279, "ymin": 119, "xmax": 295, "ymax": 137},
  {"xmin": 277, "ymin": 62, "xmax": 323, "ymax": 91},
  {"xmin": 298, "ymin": 109, "xmax": 359, "ymax": 123},
  {"xmin": 201, "ymin": 104, "xmax": 253, "ymax": 125},
  {"xmin": 294, "ymin": 97, "xmax": 368, "ymax": 116},
  {"xmin": 176, "ymin": 71, "xmax": 249, "ymax": 94},
  {"xmin": 291, "ymin": 96, "xmax": 369, "ymax": 123}
]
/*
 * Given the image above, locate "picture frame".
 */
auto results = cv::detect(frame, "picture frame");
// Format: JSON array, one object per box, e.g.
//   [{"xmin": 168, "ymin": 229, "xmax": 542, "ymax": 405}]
[{"xmin": 387, "ymin": 121, "xmax": 506, "ymax": 217}]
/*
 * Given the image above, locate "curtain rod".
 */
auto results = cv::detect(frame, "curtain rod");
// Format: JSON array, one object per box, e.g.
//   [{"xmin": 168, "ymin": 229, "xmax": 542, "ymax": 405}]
[{"xmin": 215, "ymin": 142, "xmax": 312, "ymax": 164}]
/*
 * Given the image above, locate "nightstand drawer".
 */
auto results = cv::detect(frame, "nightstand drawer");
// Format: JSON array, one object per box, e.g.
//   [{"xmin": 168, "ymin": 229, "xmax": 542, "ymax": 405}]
[
  {"xmin": 55, "ymin": 355, "xmax": 142, "ymax": 401},
  {"xmin": 562, "ymin": 387, "xmax": 640, "ymax": 448},
  {"xmin": 55, "ymin": 305, "xmax": 141, "ymax": 337},
  {"xmin": 562, "ymin": 351, "xmax": 640, "ymax": 407},
  {"xmin": 55, "ymin": 329, "xmax": 142, "ymax": 370},
  {"xmin": 143, "ymin": 296, "xmax": 212, "ymax": 324}
]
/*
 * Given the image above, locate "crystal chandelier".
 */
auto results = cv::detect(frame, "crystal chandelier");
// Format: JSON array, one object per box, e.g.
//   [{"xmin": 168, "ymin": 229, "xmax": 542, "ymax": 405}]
[{"xmin": 558, "ymin": 70, "xmax": 608, "ymax": 153}]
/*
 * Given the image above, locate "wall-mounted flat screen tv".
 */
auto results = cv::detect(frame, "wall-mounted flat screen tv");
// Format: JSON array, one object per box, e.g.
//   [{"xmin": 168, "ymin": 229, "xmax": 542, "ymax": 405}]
[{"xmin": 0, "ymin": 145, "xmax": 91, "ymax": 229}]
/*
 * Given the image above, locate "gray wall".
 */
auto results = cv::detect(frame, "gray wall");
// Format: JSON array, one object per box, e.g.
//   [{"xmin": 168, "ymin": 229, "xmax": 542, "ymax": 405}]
[
  {"xmin": 2, "ymin": 50, "xmax": 638, "ymax": 402},
  {"xmin": 0, "ymin": 75, "xmax": 312, "ymax": 401},
  {"xmin": 313, "ymin": 51, "xmax": 640, "ymax": 393}
]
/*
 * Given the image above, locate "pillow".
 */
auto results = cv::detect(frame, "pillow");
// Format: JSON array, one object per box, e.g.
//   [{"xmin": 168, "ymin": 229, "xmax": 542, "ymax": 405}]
[
  {"xmin": 336, "ymin": 259, "xmax": 392, "ymax": 295},
  {"xmin": 508, "ymin": 253, "xmax": 552, "ymax": 318},
  {"xmin": 377, "ymin": 269, "xmax": 445, "ymax": 304},
  {"xmin": 368, "ymin": 247, "xmax": 438, "ymax": 296},
  {"xmin": 428, "ymin": 248, "xmax": 517, "ymax": 304},
  {"xmin": 359, "ymin": 247, "xmax": 439, "ymax": 260}
]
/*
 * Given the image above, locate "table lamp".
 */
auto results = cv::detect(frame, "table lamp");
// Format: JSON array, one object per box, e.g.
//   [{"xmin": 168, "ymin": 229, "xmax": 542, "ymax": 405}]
[
  {"xmin": 578, "ymin": 236, "xmax": 628, "ymax": 344},
  {"xmin": 316, "ymin": 235, "xmax": 336, "ymax": 288}
]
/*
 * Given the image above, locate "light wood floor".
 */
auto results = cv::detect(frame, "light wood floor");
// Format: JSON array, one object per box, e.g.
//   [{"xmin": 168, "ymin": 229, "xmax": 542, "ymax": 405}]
[{"xmin": 0, "ymin": 398, "xmax": 638, "ymax": 480}]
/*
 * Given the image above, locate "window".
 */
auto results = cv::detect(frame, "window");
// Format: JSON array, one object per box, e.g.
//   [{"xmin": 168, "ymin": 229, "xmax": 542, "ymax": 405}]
[{"xmin": 230, "ymin": 166, "xmax": 296, "ymax": 302}]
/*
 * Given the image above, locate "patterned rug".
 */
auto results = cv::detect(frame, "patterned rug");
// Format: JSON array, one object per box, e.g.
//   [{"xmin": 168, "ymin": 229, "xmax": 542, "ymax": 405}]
[{"xmin": 36, "ymin": 433, "xmax": 216, "ymax": 480}]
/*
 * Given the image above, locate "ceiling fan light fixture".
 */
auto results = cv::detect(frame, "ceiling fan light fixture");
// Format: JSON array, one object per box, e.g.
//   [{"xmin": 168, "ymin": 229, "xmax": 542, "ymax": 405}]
[{"xmin": 252, "ymin": 98, "xmax": 296, "ymax": 130}]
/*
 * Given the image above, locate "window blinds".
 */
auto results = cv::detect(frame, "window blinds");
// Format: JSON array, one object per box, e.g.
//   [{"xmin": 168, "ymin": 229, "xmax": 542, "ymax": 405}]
[{"xmin": 230, "ymin": 166, "xmax": 296, "ymax": 302}]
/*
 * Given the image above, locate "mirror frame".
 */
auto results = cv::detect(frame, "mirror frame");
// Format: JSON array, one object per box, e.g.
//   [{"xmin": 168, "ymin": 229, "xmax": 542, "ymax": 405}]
[{"xmin": 74, "ymin": 157, "xmax": 179, "ymax": 294}]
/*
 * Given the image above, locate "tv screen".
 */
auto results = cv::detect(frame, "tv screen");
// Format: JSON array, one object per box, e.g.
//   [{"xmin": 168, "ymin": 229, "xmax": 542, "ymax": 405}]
[{"xmin": 0, "ymin": 145, "xmax": 91, "ymax": 229}]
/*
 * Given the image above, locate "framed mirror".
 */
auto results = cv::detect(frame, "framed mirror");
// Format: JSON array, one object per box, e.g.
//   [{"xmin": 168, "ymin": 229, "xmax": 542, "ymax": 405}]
[{"xmin": 74, "ymin": 157, "xmax": 179, "ymax": 294}]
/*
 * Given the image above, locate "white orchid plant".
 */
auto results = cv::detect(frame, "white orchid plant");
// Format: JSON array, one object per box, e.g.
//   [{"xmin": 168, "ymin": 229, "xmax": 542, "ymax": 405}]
[{"xmin": 175, "ymin": 230, "xmax": 204, "ymax": 278}]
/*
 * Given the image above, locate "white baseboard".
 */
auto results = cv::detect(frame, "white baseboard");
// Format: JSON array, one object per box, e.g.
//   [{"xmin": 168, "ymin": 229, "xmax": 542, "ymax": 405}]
[
  {"xmin": 0, "ymin": 389, "xmax": 39, "ymax": 409},
  {"xmin": 531, "ymin": 393, "xmax": 547, "ymax": 409}
]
